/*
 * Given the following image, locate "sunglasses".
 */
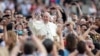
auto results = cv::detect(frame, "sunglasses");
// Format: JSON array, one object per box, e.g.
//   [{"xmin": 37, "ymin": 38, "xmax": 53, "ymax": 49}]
[
  {"xmin": 17, "ymin": 16, "xmax": 23, "ymax": 18},
  {"xmin": 66, "ymin": 24, "xmax": 70, "ymax": 26}
]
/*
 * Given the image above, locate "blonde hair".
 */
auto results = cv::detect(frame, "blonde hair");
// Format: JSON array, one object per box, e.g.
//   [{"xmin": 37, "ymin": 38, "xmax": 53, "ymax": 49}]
[
  {"xmin": 6, "ymin": 31, "xmax": 17, "ymax": 51},
  {"xmin": 0, "ymin": 47, "xmax": 9, "ymax": 56},
  {"xmin": 43, "ymin": 12, "xmax": 51, "ymax": 18}
]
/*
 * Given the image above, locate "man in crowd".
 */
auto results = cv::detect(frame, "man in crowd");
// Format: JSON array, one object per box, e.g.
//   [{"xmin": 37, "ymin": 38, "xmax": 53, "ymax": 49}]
[{"xmin": 28, "ymin": 12, "xmax": 59, "ymax": 41}]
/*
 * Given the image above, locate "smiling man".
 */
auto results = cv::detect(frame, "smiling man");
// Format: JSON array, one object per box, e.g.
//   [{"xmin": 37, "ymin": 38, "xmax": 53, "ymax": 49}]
[{"xmin": 28, "ymin": 12, "xmax": 59, "ymax": 41}]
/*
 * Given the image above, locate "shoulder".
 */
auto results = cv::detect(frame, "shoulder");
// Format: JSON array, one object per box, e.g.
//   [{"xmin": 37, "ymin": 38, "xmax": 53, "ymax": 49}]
[
  {"xmin": 49, "ymin": 22, "xmax": 57, "ymax": 27},
  {"xmin": 49, "ymin": 22, "xmax": 56, "ymax": 25}
]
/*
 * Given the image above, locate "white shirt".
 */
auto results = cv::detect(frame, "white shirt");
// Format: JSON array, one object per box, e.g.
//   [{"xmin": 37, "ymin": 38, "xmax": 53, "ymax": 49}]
[
  {"xmin": 89, "ymin": 7, "xmax": 96, "ymax": 14},
  {"xmin": 0, "ymin": 41, "xmax": 6, "ymax": 47},
  {"xmin": 22, "ymin": 51, "xmax": 46, "ymax": 56},
  {"xmin": 0, "ymin": 2, "xmax": 6, "ymax": 12},
  {"xmin": 77, "ymin": 54, "xmax": 87, "ymax": 56},
  {"xmin": 20, "ymin": 3, "xmax": 31, "ymax": 16},
  {"xmin": 28, "ymin": 20, "xmax": 58, "ymax": 41}
]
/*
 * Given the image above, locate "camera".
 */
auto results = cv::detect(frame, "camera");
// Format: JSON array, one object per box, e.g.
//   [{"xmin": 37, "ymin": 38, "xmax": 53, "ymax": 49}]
[
  {"xmin": 0, "ymin": 15, "xmax": 10, "ymax": 22},
  {"xmin": 50, "ymin": 7, "xmax": 56, "ymax": 10}
]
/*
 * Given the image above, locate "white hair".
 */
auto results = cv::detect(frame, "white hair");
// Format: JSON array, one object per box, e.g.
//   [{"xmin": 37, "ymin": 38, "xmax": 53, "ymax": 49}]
[{"xmin": 43, "ymin": 12, "xmax": 51, "ymax": 18}]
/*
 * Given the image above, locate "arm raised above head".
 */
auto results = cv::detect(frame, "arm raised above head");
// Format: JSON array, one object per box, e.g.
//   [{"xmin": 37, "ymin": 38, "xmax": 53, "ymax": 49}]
[{"xmin": 31, "ymin": 34, "xmax": 47, "ymax": 56}]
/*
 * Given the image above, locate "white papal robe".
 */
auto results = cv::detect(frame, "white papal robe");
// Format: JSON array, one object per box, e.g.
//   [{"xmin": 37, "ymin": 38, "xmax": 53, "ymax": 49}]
[{"xmin": 28, "ymin": 20, "xmax": 59, "ymax": 41}]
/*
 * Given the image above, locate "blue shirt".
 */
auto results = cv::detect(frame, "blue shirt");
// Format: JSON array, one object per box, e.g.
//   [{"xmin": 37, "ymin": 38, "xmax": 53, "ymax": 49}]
[{"xmin": 59, "ymin": 49, "xmax": 70, "ymax": 56}]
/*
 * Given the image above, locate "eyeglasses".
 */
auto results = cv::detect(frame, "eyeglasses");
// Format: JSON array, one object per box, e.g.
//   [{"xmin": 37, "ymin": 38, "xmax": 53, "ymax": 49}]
[
  {"xmin": 66, "ymin": 24, "xmax": 70, "ymax": 26},
  {"xmin": 16, "ymin": 17, "xmax": 23, "ymax": 18}
]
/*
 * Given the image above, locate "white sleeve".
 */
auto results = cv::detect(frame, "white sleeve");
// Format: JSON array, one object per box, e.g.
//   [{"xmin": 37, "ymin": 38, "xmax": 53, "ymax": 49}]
[
  {"xmin": 33, "ymin": 52, "xmax": 47, "ymax": 56},
  {"xmin": 28, "ymin": 20, "xmax": 36, "ymax": 35}
]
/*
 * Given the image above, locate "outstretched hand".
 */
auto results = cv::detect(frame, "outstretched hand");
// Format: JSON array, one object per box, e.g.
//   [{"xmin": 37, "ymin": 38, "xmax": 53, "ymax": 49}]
[
  {"xmin": 57, "ymin": 24, "xmax": 63, "ymax": 36},
  {"xmin": 75, "ymin": 2, "xmax": 80, "ymax": 7},
  {"xmin": 11, "ymin": 9, "xmax": 15, "ymax": 15},
  {"xmin": 90, "ymin": 24, "xmax": 98, "ymax": 29}
]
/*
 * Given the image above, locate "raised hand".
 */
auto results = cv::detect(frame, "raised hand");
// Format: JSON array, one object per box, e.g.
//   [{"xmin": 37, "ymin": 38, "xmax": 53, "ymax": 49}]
[
  {"xmin": 90, "ymin": 24, "xmax": 98, "ymax": 29},
  {"xmin": 75, "ymin": 2, "xmax": 80, "ymax": 7},
  {"xmin": 57, "ymin": 24, "xmax": 63, "ymax": 36},
  {"xmin": 11, "ymin": 9, "xmax": 15, "ymax": 15}
]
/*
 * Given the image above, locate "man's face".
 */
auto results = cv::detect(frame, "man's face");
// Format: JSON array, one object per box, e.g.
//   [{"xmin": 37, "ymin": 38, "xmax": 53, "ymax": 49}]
[
  {"xmin": 5, "ymin": 10, "xmax": 11, "ymax": 15},
  {"xmin": 95, "ymin": 19, "xmax": 100, "ymax": 27},
  {"xmin": 51, "ymin": 9, "xmax": 56, "ymax": 15},
  {"xmin": 16, "ymin": 15, "xmax": 23, "ymax": 22},
  {"xmin": 80, "ymin": 19, "xmax": 86, "ymax": 24},
  {"xmin": 16, "ymin": 25, "xmax": 23, "ymax": 30},
  {"xmin": 81, "ymin": 25, "xmax": 87, "ymax": 31},
  {"xmin": 42, "ymin": 14, "xmax": 49, "ymax": 22}
]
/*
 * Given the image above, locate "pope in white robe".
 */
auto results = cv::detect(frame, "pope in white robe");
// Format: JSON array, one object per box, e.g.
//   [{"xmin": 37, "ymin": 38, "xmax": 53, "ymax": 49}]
[{"xmin": 28, "ymin": 12, "xmax": 59, "ymax": 41}]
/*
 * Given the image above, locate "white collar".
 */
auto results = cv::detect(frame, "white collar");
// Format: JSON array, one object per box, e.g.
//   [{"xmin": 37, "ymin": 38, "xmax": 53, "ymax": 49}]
[{"xmin": 22, "ymin": 54, "xmax": 33, "ymax": 56}]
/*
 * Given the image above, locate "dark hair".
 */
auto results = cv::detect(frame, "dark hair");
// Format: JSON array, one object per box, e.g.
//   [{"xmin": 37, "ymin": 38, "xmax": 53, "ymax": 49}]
[
  {"xmin": 7, "ymin": 23, "xmax": 13, "ymax": 31},
  {"xmin": 43, "ymin": 39, "xmax": 53, "ymax": 53},
  {"xmin": 77, "ymin": 41, "xmax": 86, "ymax": 54},
  {"xmin": 66, "ymin": 24, "xmax": 70, "ymax": 26},
  {"xmin": 94, "ymin": 42, "xmax": 100, "ymax": 50},
  {"xmin": 3, "ymin": 15, "xmax": 10, "ymax": 18},
  {"xmin": 66, "ymin": 33, "xmax": 77, "ymax": 53},
  {"xmin": 0, "ymin": 38, "xmax": 3, "ymax": 43},
  {"xmin": 0, "ymin": 28, "xmax": 4, "ymax": 33},
  {"xmin": 23, "ymin": 40, "xmax": 35, "ymax": 55},
  {"xmin": 26, "ymin": 15, "xmax": 32, "ymax": 21},
  {"xmin": 50, "ymin": 7, "xmax": 56, "ymax": 10},
  {"xmin": 26, "ymin": 27, "xmax": 32, "ymax": 36},
  {"xmin": 4, "ymin": 9, "xmax": 11, "ymax": 13},
  {"xmin": 0, "ymin": 15, "xmax": 10, "ymax": 22},
  {"xmin": 80, "ymin": 24, "xmax": 88, "ymax": 31},
  {"xmin": 81, "ymin": 15, "xmax": 89, "ymax": 21}
]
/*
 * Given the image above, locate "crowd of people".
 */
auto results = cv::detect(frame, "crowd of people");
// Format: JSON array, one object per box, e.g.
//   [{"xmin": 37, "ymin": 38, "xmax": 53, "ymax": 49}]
[{"xmin": 0, "ymin": 0, "xmax": 100, "ymax": 56}]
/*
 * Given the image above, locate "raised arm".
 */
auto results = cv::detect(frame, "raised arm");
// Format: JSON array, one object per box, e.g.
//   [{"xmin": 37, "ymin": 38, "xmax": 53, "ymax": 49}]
[
  {"xmin": 11, "ymin": 9, "xmax": 16, "ymax": 21},
  {"xmin": 31, "ymin": 34, "xmax": 47, "ymax": 56},
  {"xmin": 56, "ymin": 6, "xmax": 62, "ymax": 19},
  {"xmin": 3, "ymin": 20, "xmax": 8, "ymax": 42},
  {"xmin": 76, "ymin": 3, "xmax": 83, "ymax": 17},
  {"xmin": 86, "ymin": 44, "xmax": 94, "ymax": 56},
  {"xmin": 82, "ymin": 25, "xmax": 96, "ymax": 39},
  {"xmin": 10, "ymin": 44, "xmax": 20, "ymax": 56},
  {"xmin": 57, "ymin": 24, "xmax": 65, "ymax": 50}
]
